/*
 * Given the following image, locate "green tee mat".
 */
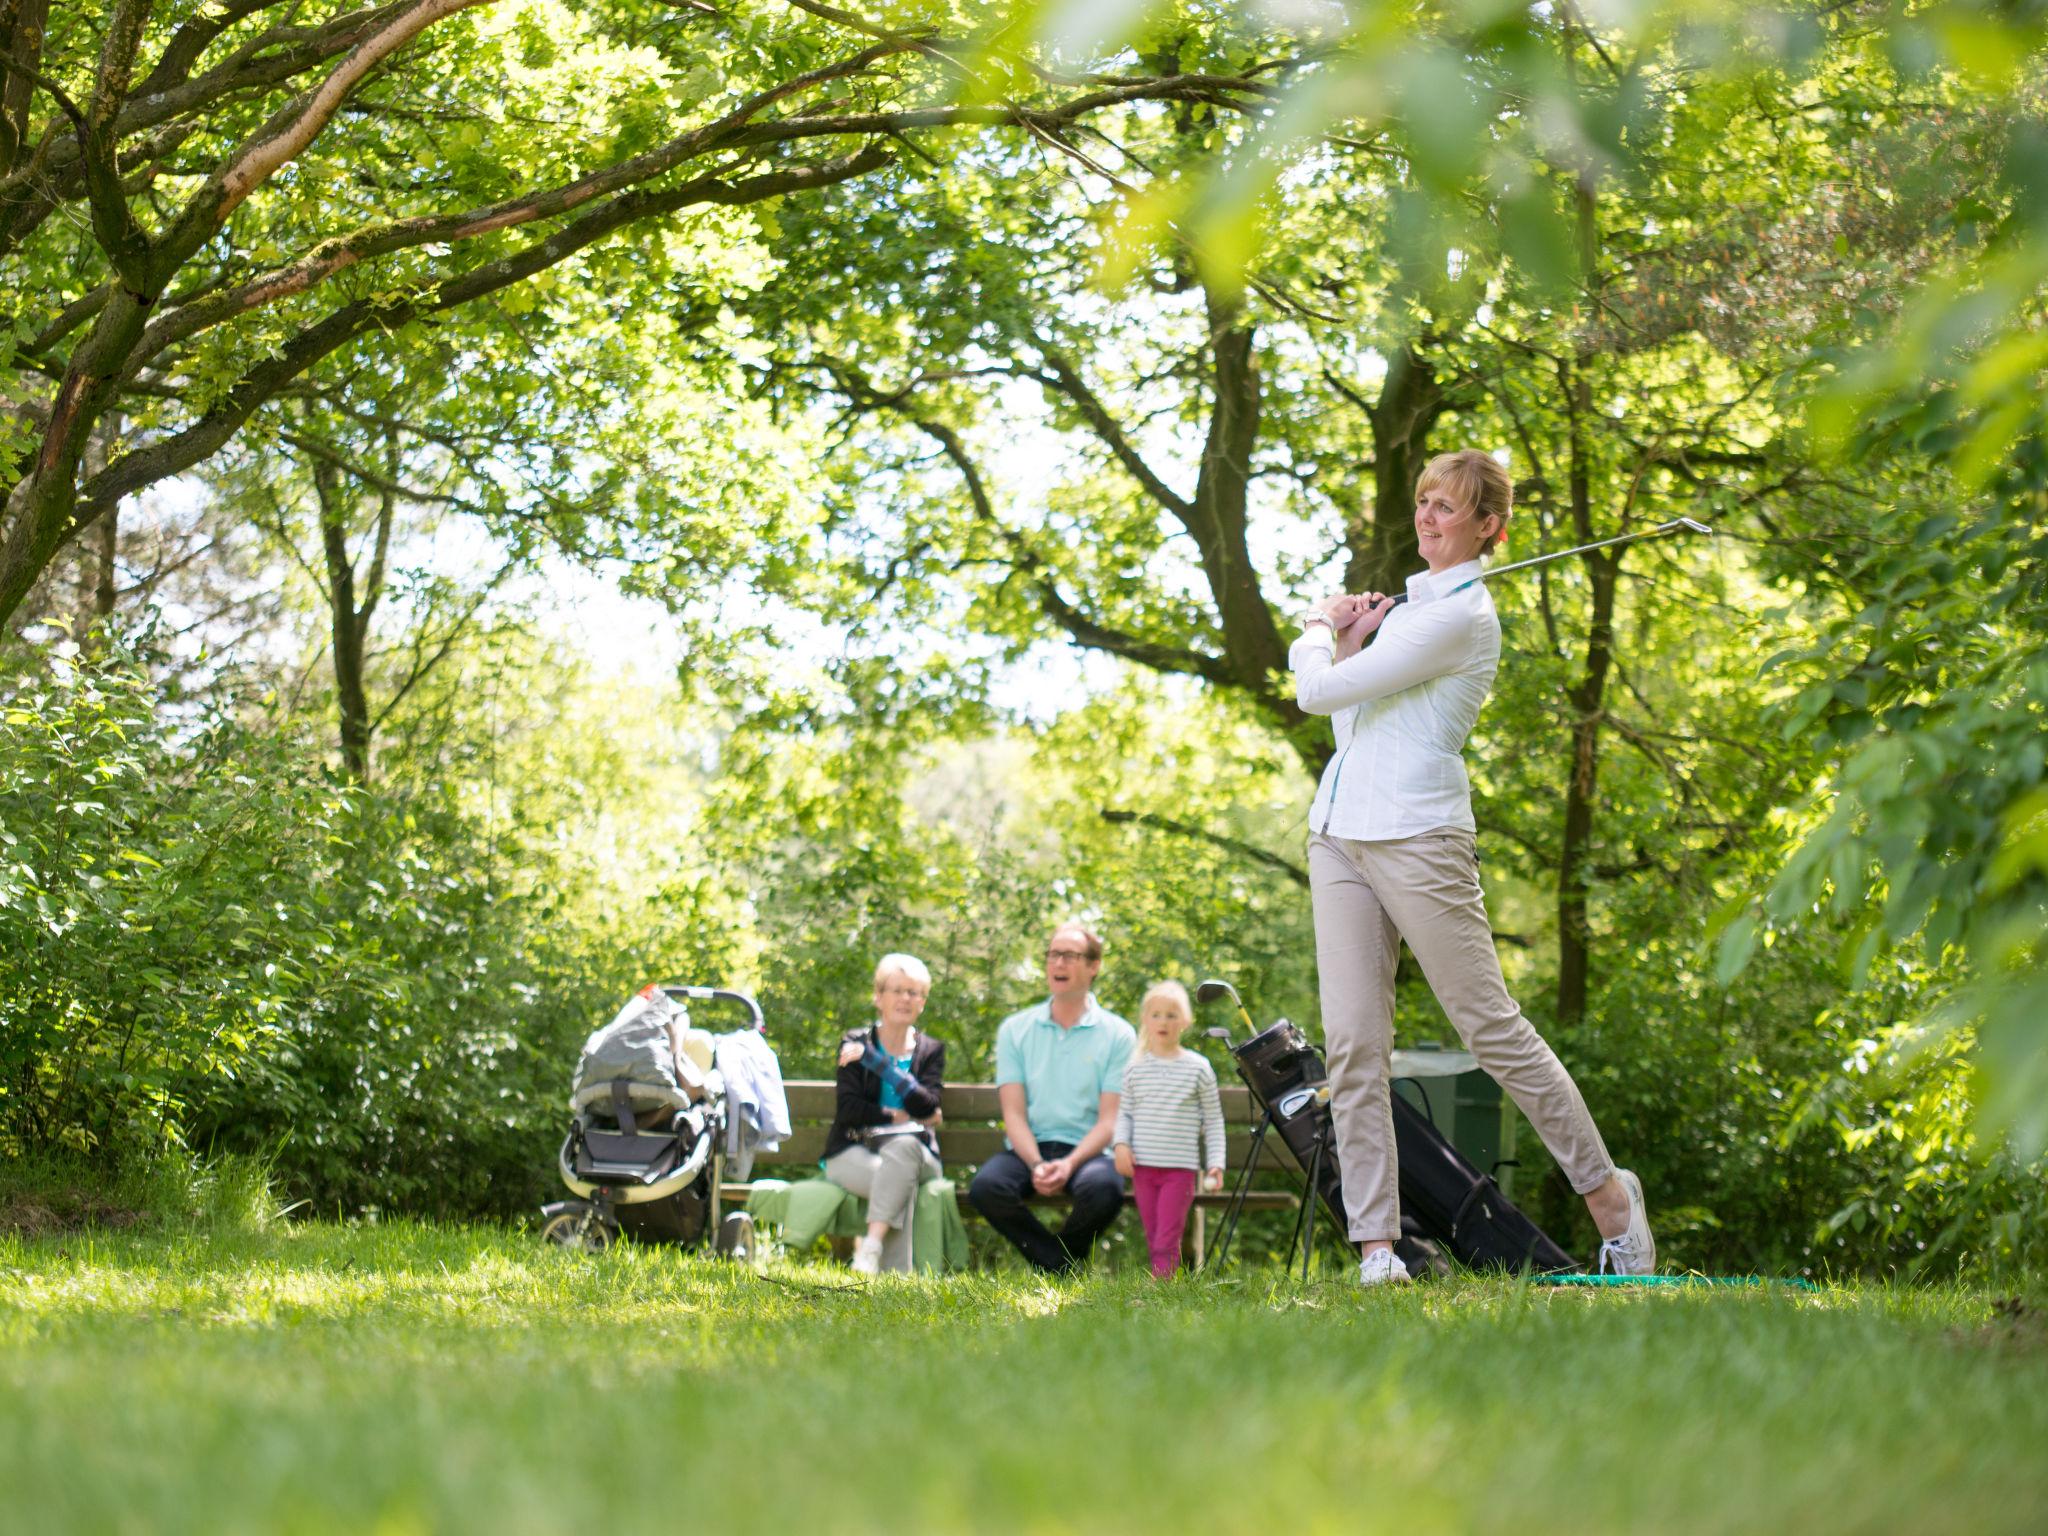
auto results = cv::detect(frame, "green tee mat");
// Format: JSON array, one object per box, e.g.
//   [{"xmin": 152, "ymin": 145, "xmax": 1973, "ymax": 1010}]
[
  {"xmin": 1537, "ymin": 1273, "xmax": 1816, "ymax": 1290},
  {"xmin": 744, "ymin": 1176, "xmax": 970, "ymax": 1273}
]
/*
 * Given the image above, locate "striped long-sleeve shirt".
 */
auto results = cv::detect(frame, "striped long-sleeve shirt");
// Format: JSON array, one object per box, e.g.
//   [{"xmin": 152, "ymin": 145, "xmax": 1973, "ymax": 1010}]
[{"xmin": 1114, "ymin": 1050, "xmax": 1226, "ymax": 1172}]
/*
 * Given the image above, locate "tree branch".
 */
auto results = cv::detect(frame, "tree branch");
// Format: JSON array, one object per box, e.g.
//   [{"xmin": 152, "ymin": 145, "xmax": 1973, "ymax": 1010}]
[
  {"xmin": 130, "ymin": 1, "xmax": 303, "ymax": 103},
  {"xmin": 372, "ymin": 560, "xmax": 514, "ymax": 729},
  {"xmin": 1100, "ymin": 807, "xmax": 1308, "ymax": 886},
  {"xmin": 0, "ymin": 0, "xmax": 54, "ymax": 177},
  {"xmin": 280, "ymin": 429, "xmax": 468, "ymax": 510},
  {"xmin": 165, "ymin": 0, "xmax": 494, "ymax": 265},
  {"xmin": 77, "ymin": 147, "xmax": 893, "ymax": 528},
  {"xmin": 129, "ymin": 58, "xmax": 1230, "ymax": 370},
  {"xmin": 80, "ymin": 0, "xmax": 154, "ymax": 286},
  {"xmin": 908, "ymin": 414, "xmax": 1232, "ymax": 686},
  {"xmin": 1027, "ymin": 343, "xmax": 1193, "ymax": 519}
]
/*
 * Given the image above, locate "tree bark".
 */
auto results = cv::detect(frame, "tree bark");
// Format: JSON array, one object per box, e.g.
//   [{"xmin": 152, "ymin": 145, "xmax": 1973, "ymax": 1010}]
[
  {"xmin": 1346, "ymin": 343, "xmax": 1446, "ymax": 595},
  {"xmin": 1554, "ymin": 24, "xmax": 1610, "ymax": 1030},
  {"xmin": 0, "ymin": 0, "xmax": 51, "ymax": 177},
  {"xmin": 311, "ymin": 450, "xmax": 392, "ymax": 783},
  {"xmin": 89, "ymin": 499, "xmax": 116, "ymax": 620},
  {"xmin": 1192, "ymin": 284, "xmax": 1297, "ymax": 730},
  {"xmin": 1555, "ymin": 514, "xmax": 1617, "ymax": 1026},
  {"xmin": 75, "ymin": 411, "xmax": 122, "ymax": 628}
]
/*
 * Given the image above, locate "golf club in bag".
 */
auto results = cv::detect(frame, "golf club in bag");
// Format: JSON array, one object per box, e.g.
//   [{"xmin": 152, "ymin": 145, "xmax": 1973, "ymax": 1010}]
[{"xmin": 1200, "ymin": 980, "xmax": 1574, "ymax": 1278}]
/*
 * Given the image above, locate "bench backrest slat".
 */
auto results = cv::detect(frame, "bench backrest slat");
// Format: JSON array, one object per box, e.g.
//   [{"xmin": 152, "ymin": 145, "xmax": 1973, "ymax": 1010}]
[
  {"xmin": 746, "ymin": 1079, "xmax": 1300, "ymax": 1175},
  {"xmin": 779, "ymin": 1079, "xmax": 1265, "ymax": 1123}
]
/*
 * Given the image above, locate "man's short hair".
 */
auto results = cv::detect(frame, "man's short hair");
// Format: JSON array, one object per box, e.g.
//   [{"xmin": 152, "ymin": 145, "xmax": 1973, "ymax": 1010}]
[
  {"xmin": 873, "ymin": 952, "xmax": 932, "ymax": 989},
  {"xmin": 1049, "ymin": 924, "xmax": 1103, "ymax": 962}
]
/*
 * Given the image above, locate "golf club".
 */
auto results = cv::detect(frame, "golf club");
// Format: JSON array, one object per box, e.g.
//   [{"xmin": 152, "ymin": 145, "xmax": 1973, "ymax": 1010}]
[
  {"xmin": 1195, "ymin": 977, "xmax": 1258, "ymax": 1043},
  {"xmin": 1385, "ymin": 516, "xmax": 1714, "ymax": 607}
]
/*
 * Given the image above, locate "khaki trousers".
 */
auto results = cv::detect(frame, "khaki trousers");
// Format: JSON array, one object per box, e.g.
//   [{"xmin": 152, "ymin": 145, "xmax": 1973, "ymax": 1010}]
[
  {"xmin": 823, "ymin": 1136, "xmax": 941, "ymax": 1272},
  {"xmin": 1308, "ymin": 829, "xmax": 1615, "ymax": 1244}
]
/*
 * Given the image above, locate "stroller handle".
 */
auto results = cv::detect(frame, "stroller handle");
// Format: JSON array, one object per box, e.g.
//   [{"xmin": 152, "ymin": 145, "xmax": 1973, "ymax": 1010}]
[{"xmin": 658, "ymin": 984, "xmax": 766, "ymax": 1034}]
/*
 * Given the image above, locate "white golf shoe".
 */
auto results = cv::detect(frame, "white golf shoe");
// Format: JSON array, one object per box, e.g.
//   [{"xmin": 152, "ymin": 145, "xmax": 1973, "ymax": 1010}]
[
  {"xmin": 1595, "ymin": 1169, "xmax": 1657, "ymax": 1276},
  {"xmin": 1357, "ymin": 1248, "xmax": 1411, "ymax": 1286}
]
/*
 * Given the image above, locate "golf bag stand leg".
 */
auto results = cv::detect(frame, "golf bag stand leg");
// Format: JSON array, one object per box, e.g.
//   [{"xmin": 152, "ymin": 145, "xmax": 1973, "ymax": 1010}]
[
  {"xmin": 1207, "ymin": 1108, "xmax": 1276, "ymax": 1273},
  {"xmin": 1295, "ymin": 1119, "xmax": 1329, "ymax": 1282}
]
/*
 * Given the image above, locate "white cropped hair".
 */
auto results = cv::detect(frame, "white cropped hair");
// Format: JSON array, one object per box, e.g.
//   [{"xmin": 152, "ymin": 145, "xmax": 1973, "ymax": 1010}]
[{"xmin": 873, "ymin": 952, "xmax": 931, "ymax": 989}]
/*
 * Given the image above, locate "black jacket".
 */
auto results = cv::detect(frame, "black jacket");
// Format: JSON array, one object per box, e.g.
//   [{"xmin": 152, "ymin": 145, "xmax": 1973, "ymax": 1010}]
[{"xmin": 823, "ymin": 1026, "xmax": 947, "ymax": 1160}]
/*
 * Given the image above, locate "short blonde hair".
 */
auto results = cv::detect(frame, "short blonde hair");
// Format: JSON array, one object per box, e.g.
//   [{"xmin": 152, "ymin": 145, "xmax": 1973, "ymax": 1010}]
[
  {"xmin": 1416, "ymin": 450, "xmax": 1512, "ymax": 554},
  {"xmin": 872, "ymin": 953, "xmax": 931, "ymax": 990},
  {"xmin": 1136, "ymin": 980, "xmax": 1193, "ymax": 1054}
]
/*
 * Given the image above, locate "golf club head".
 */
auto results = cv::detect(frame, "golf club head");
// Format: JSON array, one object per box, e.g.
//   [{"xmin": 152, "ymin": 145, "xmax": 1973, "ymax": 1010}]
[
  {"xmin": 1195, "ymin": 978, "xmax": 1241, "ymax": 1008},
  {"xmin": 1671, "ymin": 516, "xmax": 1713, "ymax": 535}
]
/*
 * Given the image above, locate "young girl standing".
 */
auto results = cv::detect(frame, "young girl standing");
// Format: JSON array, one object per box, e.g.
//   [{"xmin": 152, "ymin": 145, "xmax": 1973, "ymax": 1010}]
[{"xmin": 1113, "ymin": 981, "xmax": 1227, "ymax": 1278}]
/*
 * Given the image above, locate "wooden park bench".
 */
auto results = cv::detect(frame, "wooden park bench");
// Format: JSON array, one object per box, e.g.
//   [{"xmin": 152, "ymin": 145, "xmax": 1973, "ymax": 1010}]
[{"xmin": 718, "ymin": 1078, "xmax": 1307, "ymax": 1267}]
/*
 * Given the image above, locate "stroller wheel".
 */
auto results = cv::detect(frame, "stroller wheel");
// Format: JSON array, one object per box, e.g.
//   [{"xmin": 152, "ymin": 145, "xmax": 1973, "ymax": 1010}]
[
  {"xmin": 714, "ymin": 1211, "xmax": 758, "ymax": 1267},
  {"xmin": 540, "ymin": 1202, "xmax": 618, "ymax": 1253}
]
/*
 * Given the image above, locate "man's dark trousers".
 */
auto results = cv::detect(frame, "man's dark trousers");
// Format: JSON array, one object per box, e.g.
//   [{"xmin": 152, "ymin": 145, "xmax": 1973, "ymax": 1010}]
[{"xmin": 968, "ymin": 1141, "xmax": 1123, "ymax": 1274}]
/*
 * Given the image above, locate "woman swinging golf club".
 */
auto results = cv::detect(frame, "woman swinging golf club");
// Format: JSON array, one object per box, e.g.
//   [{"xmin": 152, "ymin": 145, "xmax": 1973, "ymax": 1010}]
[{"xmin": 1293, "ymin": 449, "xmax": 1656, "ymax": 1285}]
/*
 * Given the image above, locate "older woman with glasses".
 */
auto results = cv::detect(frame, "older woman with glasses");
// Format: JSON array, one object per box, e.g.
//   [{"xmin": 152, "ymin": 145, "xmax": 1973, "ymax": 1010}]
[
  {"xmin": 1294, "ymin": 449, "xmax": 1657, "ymax": 1285},
  {"xmin": 824, "ymin": 953, "xmax": 947, "ymax": 1274}
]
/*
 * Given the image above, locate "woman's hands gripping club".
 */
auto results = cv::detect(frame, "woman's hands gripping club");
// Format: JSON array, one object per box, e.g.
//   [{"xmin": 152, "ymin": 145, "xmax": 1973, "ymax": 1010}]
[{"xmin": 1320, "ymin": 591, "xmax": 1397, "ymax": 660}]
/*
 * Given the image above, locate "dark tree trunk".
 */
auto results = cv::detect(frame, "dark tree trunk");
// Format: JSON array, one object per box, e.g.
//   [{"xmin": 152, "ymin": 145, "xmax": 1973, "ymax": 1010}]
[
  {"xmin": 1346, "ymin": 344, "xmax": 1446, "ymax": 595},
  {"xmin": 1555, "ymin": 536, "xmax": 1618, "ymax": 1025},
  {"xmin": 314, "ymin": 457, "xmax": 374, "ymax": 782},
  {"xmin": 0, "ymin": 0, "xmax": 51, "ymax": 178},
  {"xmin": 310, "ymin": 443, "xmax": 394, "ymax": 784},
  {"xmin": 90, "ymin": 500, "xmax": 117, "ymax": 620},
  {"xmin": 1554, "ymin": 57, "xmax": 1611, "ymax": 1030},
  {"xmin": 1194, "ymin": 288, "xmax": 1293, "ymax": 704}
]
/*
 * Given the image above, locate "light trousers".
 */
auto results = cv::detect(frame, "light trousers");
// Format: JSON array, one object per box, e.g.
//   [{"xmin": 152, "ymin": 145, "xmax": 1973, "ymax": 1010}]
[
  {"xmin": 1308, "ymin": 829, "xmax": 1616, "ymax": 1244},
  {"xmin": 823, "ymin": 1135, "xmax": 941, "ymax": 1272}
]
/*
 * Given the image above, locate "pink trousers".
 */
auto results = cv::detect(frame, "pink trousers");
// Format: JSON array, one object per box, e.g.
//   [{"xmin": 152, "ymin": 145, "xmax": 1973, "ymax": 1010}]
[{"xmin": 1132, "ymin": 1165, "xmax": 1197, "ymax": 1278}]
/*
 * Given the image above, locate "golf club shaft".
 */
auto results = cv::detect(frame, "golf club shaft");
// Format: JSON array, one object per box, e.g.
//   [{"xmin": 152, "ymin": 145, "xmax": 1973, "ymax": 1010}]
[{"xmin": 1384, "ymin": 518, "xmax": 1709, "ymax": 607}]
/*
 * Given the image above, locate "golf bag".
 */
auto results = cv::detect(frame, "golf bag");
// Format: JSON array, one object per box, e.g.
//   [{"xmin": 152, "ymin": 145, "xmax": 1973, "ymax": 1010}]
[
  {"xmin": 1390, "ymin": 1091, "xmax": 1574, "ymax": 1272},
  {"xmin": 1229, "ymin": 1020, "xmax": 1573, "ymax": 1275}
]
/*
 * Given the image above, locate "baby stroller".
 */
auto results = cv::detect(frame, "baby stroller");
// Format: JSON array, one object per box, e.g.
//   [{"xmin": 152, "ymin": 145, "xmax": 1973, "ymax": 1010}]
[{"xmin": 539, "ymin": 983, "xmax": 761, "ymax": 1260}]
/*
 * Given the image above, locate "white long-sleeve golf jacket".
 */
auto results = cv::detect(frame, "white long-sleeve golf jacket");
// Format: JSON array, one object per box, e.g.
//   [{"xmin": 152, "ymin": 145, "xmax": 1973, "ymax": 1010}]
[{"xmin": 1289, "ymin": 558, "xmax": 1499, "ymax": 841}]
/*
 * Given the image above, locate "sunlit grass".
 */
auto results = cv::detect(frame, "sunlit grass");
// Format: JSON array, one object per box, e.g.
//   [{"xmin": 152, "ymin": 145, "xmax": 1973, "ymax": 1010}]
[{"xmin": 3, "ymin": 1221, "xmax": 2042, "ymax": 1534}]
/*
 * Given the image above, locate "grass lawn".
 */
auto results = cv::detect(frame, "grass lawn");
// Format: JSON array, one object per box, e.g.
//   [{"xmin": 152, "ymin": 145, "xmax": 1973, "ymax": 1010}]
[{"xmin": 3, "ymin": 1220, "xmax": 2043, "ymax": 1534}]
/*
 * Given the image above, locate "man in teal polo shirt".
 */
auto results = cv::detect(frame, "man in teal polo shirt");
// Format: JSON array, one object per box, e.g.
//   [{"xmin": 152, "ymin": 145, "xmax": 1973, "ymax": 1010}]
[{"xmin": 968, "ymin": 923, "xmax": 1137, "ymax": 1275}]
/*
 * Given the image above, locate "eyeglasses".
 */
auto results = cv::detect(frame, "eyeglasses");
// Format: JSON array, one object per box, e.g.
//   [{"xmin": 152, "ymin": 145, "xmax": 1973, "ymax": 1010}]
[
  {"xmin": 1046, "ymin": 948, "xmax": 1095, "ymax": 965},
  {"xmin": 877, "ymin": 984, "xmax": 928, "ymax": 999}
]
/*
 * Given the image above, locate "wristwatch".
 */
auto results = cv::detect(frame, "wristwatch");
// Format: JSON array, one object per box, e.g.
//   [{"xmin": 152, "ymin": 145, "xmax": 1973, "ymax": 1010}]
[{"xmin": 1296, "ymin": 607, "xmax": 1334, "ymax": 633}]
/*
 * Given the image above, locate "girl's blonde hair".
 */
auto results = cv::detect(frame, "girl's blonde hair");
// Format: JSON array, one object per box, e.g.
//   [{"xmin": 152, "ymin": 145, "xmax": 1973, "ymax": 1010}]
[{"xmin": 1136, "ymin": 979, "xmax": 1194, "ymax": 1054}]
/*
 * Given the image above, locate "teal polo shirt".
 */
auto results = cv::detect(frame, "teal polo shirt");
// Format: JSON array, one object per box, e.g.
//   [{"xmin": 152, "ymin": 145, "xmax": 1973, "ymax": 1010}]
[{"xmin": 994, "ymin": 995, "xmax": 1137, "ymax": 1148}]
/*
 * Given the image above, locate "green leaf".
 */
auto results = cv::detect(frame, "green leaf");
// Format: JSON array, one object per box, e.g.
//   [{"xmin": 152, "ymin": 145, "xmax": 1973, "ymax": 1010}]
[{"xmin": 1715, "ymin": 913, "xmax": 1759, "ymax": 985}]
